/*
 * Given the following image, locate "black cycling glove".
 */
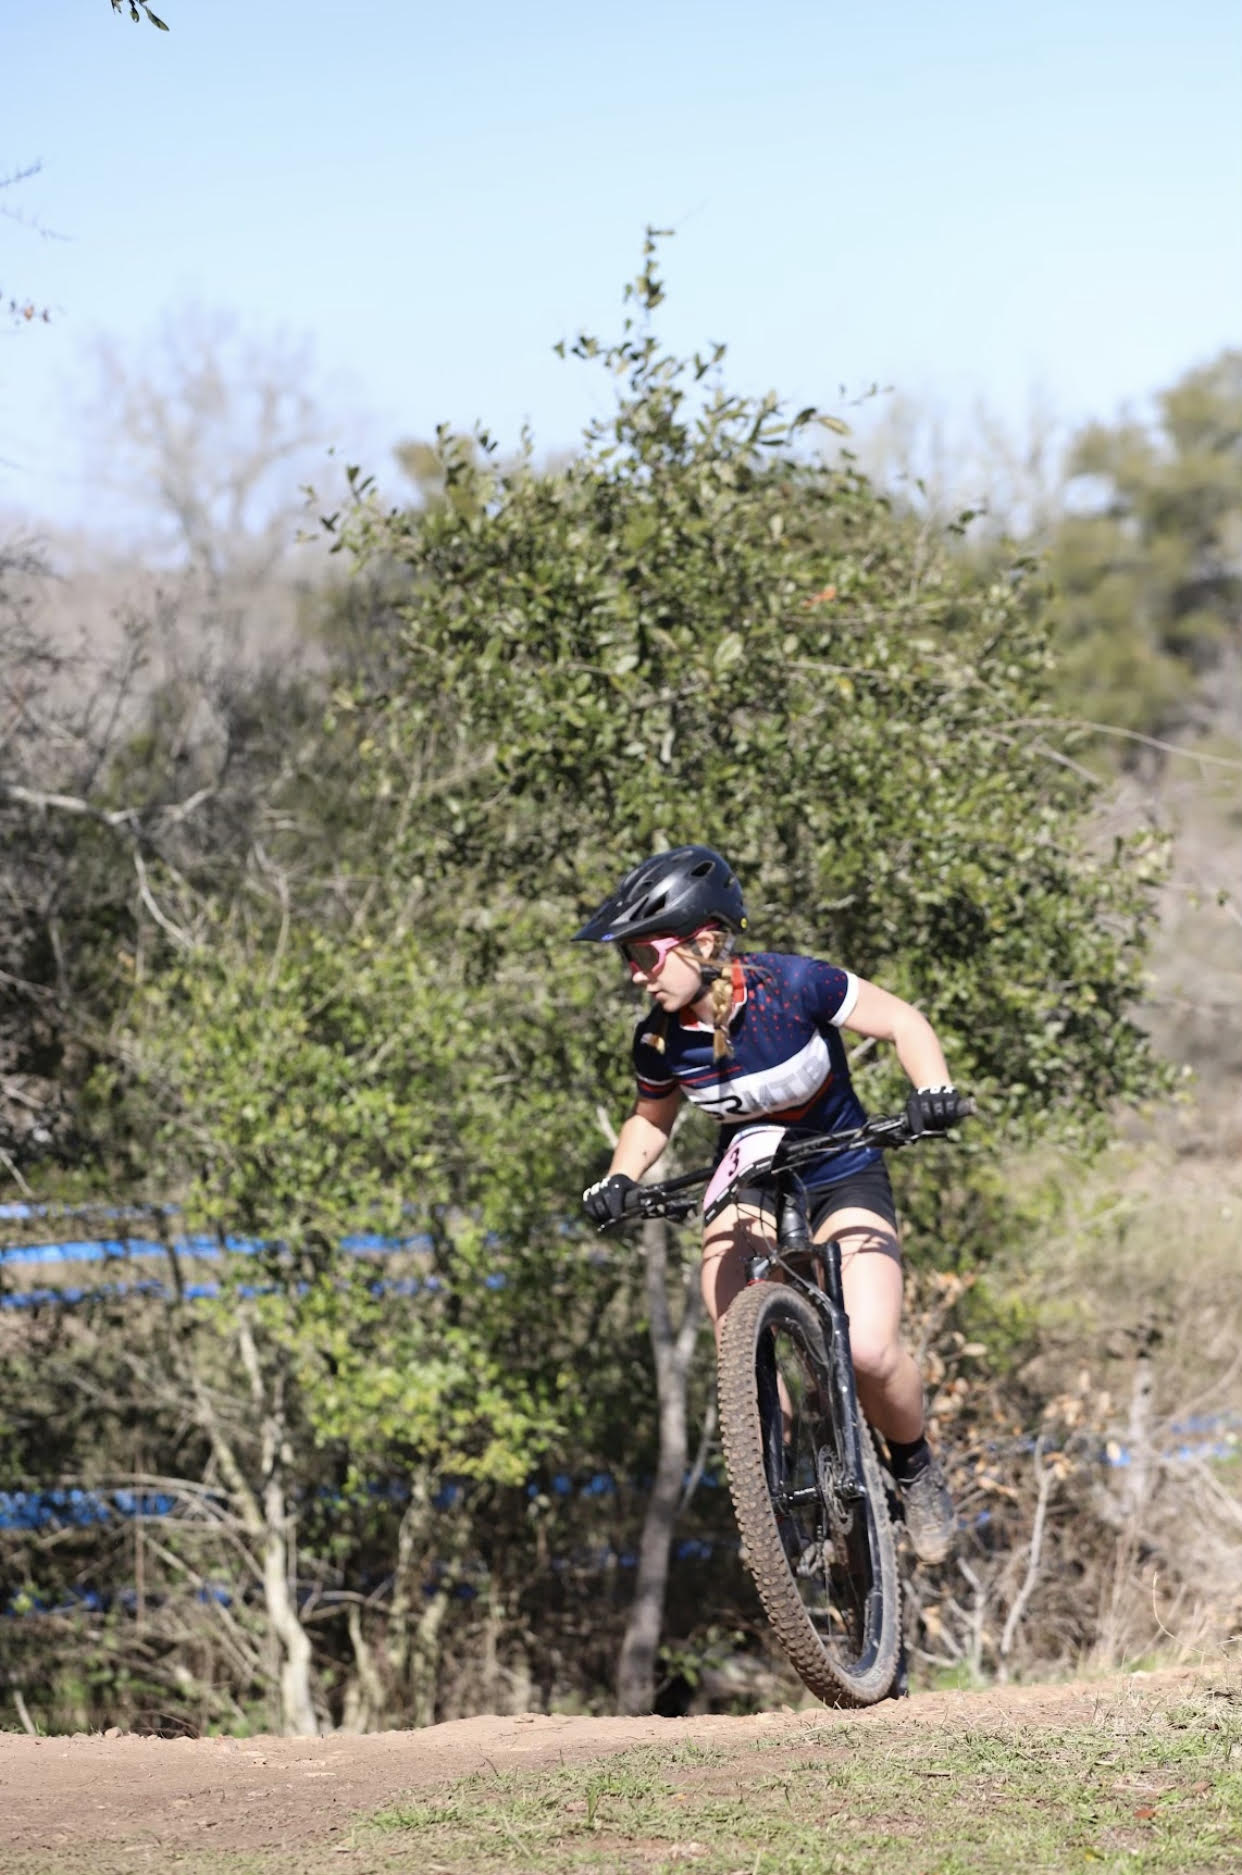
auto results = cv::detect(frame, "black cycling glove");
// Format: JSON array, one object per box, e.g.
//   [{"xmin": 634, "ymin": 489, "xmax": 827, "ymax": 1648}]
[
  {"xmin": 905, "ymin": 1085, "xmax": 970, "ymax": 1137},
  {"xmin": 582, "ymin": 1173, "xmax": 640, "ymax": 1225}
]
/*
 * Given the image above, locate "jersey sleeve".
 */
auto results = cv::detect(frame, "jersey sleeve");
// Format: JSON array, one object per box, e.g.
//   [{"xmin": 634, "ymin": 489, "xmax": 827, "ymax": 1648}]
[
  {"xmin": 798, "ymin": 957, "xmax": 861, "ymax": 1030},
  {"xmin": 632, "ymin": 1020, "xmax": 677, "ymax": 1100}
]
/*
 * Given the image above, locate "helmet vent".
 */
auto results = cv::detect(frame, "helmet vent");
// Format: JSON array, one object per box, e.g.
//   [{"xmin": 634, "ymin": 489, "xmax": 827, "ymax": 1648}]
[{"xmin": 571, "ymin": 844, "xmax": 747, "ymax": 945}]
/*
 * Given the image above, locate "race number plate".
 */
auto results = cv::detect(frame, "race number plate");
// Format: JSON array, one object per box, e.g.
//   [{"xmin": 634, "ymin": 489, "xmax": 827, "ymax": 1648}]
[{"xmin": 701, "ymin": 1125, "xmax": 787, "ymax": 1224}]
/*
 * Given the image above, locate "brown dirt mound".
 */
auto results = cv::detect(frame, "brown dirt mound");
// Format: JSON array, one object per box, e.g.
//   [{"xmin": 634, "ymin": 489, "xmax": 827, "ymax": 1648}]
[{"xmin": 0, "ymin": 1666, "xmax": 1214, "ymax": 1870}]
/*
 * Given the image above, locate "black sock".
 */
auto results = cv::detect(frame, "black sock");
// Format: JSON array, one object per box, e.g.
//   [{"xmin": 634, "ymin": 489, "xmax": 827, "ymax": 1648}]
[{"xmin": 887, "ymin": 1436, "xmax": 931, "ymax": 1484}]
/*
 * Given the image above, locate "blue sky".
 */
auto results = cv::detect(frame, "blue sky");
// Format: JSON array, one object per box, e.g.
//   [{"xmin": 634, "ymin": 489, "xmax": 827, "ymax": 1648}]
[{"xmin": 2, "ymin": 0, "xmax": 1240, "ymax": 532}]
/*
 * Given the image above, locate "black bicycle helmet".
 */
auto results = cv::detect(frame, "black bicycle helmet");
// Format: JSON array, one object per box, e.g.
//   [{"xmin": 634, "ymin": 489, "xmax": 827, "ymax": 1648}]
[{"xmin": 573, "ymin": 845, "xmax": 748, "ymax": 944}]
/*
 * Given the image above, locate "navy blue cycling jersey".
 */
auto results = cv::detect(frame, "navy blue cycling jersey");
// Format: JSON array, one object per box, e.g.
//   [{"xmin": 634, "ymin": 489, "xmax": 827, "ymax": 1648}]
[{"xmin": 632, "ymin": 950, "xmax": 880, "ymax": 1189}]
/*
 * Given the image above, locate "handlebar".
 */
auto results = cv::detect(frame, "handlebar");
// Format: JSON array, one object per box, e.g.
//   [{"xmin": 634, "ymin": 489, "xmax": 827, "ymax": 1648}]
[{"xmin": 610, "ymin": 1099, "xmax": 976, "ymax": 1227}]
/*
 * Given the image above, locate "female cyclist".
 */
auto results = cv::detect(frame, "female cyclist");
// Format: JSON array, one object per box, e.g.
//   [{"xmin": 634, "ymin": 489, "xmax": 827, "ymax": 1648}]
[{"xmin": 575, "ymin": 843, "xmax": 966, "ymax": 1564}]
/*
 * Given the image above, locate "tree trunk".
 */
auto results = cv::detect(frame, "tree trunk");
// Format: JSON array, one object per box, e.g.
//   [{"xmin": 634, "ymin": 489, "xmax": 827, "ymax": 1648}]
[
  {"xmin": 386, "ymin": 1482, "xmax": 430, "ymax": 1687},
  {"xmin": 1121, "ymin": 1323, "xmax": 1158, "ymax": 1522},
  {"xmin": 194, "ymin": 1317, "xmax": 319, "ymax": 1736},
  {"xmin": 615, "ymin": 1216, "xmax": 703, "ymax": 1715},
  {"xmin": 409, "ymin": 1584, "xmax": 453, "ymax": 1728},
  {"xmin": 342, "ymin": 1603, "xmax": 387, "ymax": 1732},
  {"xmin": 262, "ymin": 1473, "xmax": 318, "ymax": 1735},
  {"xmin": 385, "ymin": 1479, "xmax": 472, "ymax": 1727}
]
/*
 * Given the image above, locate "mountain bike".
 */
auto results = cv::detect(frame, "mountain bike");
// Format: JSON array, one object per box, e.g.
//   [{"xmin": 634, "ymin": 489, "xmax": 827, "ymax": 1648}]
[{"xmin": 608, "ymin": 1108, "xmax": 969, "ymax": 1708}]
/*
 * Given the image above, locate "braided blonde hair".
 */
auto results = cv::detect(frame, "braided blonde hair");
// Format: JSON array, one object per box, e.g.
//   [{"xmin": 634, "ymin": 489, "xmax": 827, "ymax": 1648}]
[
  {"xmin": 706, "ymin": 951, "xmax": 737, "ymax": 1061},
  {"xmin": 688, "ymin": 926, "xmax": 739, "ymax": 1062},
  {"xmin": 638, "ymin": 926, "xmax": 743, "ymax": 1060}
]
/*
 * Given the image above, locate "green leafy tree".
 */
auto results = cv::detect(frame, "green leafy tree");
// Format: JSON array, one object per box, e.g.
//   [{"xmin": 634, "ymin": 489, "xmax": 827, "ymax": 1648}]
[
  {"xmin": 1050, "ymin": 350, "xmax": 1242, "ymax": 757},
  {"xmin": 85, "ymin": 235, "xmax": 1169, "ymax": 1726},
  {"xmin": 317, "ymin": 233, "xmax": 1165, "ymax": 1710},
  {"xmin": 335, "ymin": 235, "xmax": 1162, "ymax": 1155}
]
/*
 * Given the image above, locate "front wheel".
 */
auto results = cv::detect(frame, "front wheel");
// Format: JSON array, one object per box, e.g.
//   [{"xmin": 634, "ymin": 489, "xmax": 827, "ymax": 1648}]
[{"xmin": 717, "ymin": 1281, "xmax": 901, "ymax": 1707}]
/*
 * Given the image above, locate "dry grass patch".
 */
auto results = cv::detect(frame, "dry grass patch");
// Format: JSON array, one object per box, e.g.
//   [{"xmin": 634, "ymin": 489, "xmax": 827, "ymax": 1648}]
[{"xmin": 352, "ymin": 1677, "xmax": 1242, "ymax": 1875}]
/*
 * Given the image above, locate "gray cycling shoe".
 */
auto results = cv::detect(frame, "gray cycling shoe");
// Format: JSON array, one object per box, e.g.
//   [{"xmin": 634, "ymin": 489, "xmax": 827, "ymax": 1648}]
[{"xmin": 900, "ymin": 1458, "xmax": 956, "ymax": 1564}]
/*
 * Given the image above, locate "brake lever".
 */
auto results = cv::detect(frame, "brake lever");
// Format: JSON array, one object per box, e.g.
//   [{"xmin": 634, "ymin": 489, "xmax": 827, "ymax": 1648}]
[
  {"xmin": 633, "ymin": 1194, "xmax": 698, "ymax": 1222},
  {"xmin": 866, "ymin": 1114, "xmax": 916, "ymax": 1149},
  {"xmin": 660, "ymin": 1198, "xmax": 699, "ymax": 1222}
]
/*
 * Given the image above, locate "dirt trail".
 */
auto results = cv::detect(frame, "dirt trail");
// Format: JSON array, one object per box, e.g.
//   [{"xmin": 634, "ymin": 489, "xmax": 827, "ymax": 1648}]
[{"xmin": 0, "ymin": 1667, "xmax": 1218, "ymax": 1869}]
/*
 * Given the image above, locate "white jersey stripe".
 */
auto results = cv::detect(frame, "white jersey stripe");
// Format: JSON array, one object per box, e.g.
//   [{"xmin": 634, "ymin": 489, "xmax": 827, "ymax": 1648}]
[
  {"xmin": 682, "ymin": 1031, "xmax": 832, "ymax": 1121},
  {"xmin": 832, "ymin": 970, "xmax": 861, "ymax": 1027}
]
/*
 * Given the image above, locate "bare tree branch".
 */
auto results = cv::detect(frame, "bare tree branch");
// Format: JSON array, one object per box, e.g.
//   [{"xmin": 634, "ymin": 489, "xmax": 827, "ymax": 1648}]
[{"xmin": 999, "ymin": 1441, "xmax": 1057, "ymax": 1672}]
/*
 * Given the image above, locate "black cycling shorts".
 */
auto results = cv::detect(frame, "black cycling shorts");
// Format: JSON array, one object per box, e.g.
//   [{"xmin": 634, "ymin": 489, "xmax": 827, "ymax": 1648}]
[{"xmin": 807, "ymin": 1158, "xmax": 898, "ymax": 1234}]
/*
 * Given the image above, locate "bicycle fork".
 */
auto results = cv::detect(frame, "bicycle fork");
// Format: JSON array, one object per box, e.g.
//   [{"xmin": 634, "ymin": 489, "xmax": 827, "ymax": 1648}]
[
  {"xmin": 745, "ymin": 1183, "xmax": 869, "ymax": 1506},
  {"xmin": 808, "ymin": 1237, "xmax": 867, "ymax": 1506}
]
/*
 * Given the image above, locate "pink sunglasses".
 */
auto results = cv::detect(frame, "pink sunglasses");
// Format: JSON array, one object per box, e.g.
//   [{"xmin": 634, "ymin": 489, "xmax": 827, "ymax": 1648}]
[{"xmin": 619, "ymin": 927, "xmax": 714, "ymax": 978}]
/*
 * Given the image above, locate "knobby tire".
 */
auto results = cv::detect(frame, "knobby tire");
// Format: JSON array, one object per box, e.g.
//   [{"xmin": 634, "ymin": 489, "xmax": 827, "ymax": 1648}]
[{"xmin": 717, "ymin": 1282, "xmax": 901, "ymax": 1708}]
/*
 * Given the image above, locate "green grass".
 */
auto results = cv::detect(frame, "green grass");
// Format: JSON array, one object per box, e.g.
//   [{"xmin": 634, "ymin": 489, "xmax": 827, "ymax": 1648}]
[
  {"xmin": 10, "ymin": 1679, "xmax": 1241, "ymax": 1875},
  {"xmin": 351, "ymin": 1684, "xmax": 1242, "ymax": 1875}
]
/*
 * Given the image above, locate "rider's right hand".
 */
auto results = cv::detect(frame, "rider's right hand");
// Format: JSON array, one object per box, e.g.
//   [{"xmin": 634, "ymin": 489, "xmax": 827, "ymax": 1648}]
[
  {"xmin": 905, "ymin": 1085, "xmax": 972, "ymax": 1137},
  {"xmin": 582, "ymin": 1173, "xmax": 640, "ymax": 1225}
]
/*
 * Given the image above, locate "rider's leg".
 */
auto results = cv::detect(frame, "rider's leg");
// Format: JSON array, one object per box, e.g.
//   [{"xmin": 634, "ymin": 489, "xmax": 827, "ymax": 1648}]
[
  {"xmin": 812, "ymin": 1202, "xmax": 955, "ymax": 1562},
  {"xmin": 700, "ymin": 1193, "xmax": 775, "ymax": 1340},
  {"xmin": 810, "ymin": 1204, "xmax": 923, "ymax": 1443},
  {"xmin": 702, "ymin": 1195, "xmax": 800, "ymax": 1436}
]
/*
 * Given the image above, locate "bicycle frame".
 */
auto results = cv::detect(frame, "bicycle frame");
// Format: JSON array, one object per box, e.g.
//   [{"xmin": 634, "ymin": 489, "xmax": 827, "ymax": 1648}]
[{"xmin": 746, "ymin": 1173, "xmax": 868, "ymax": 1508}]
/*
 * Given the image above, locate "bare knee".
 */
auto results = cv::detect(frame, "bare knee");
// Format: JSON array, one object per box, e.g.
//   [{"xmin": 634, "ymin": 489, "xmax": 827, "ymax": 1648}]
[{"xmin": 848, "ymin": 1327, "xmax": 903, "ymax": 1389}]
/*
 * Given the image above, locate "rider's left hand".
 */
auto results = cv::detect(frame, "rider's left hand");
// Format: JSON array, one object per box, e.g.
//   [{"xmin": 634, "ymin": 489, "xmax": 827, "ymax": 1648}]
[{"xmin": 582, "ymin": 1172, "xmax": 640, "ymax": 1225}]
